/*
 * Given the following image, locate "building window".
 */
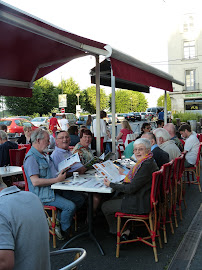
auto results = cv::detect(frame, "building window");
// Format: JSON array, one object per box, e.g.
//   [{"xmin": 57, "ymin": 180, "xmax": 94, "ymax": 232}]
[
  {"xmin": 184, "ymin": 41, "xmax": 196, "ymax": 59},
  {"xmin": 185, "ymin": 99, "xmax": 202, "ymax": 111},
  {"xmin": 185, "ymin": 70, "xmax": 196, "ymax": 90},
  {"xmin": 183, "ymin": 14, "xmax": 194, "ymax": 33}
]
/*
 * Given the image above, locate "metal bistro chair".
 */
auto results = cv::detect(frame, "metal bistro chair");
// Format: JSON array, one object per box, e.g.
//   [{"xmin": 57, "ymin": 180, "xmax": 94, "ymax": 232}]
[
  {"xmin": 50, "ymin": 248, "xmax": 86, "ymax": 270},
  {"xmin": 22, "ymin": 165, "xmax": 57, "ymax": 248},
  {"xmin": 184, "ymin": 143, "xmax": 202, "ymax": 192},
  {"xmin": 117, "ymin": 143, "xmax": 125, "ymax": 159},
  {"xmin": 115, "ymin": 169, "xmax": 163, "ymax": 262}
]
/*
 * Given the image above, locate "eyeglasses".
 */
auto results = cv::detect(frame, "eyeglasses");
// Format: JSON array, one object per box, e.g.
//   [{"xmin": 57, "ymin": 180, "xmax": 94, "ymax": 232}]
[
  {"xmin": 57, "ymin": 136, "xmax": 69, "ymax": 140},
  {"xmin": 134, "ymin": 147, "xmax": 145, "ymax": 152}
]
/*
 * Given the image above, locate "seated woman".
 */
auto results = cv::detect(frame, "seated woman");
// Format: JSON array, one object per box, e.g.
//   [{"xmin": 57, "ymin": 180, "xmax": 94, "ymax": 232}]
[
  {"xmin": 116, "ymin": 120, "xmax": 133, "ymax": 144},
  {"xmin": 136, "ymin": 122, "xmax": 151, "ymax": 140},
  {"xmin": 101, "ymin": 138, "xmax": 158, "ymax": 235},
  {"xmin": 17, "ymin": 126, "xmax": 32, "ymax": 144},
  {"xmin": 73, "ymin": 129, "xmax": 94, "ymax": 165}
]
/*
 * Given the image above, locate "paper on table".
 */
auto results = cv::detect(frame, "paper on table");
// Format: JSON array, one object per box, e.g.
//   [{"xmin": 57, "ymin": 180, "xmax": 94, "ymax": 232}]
[
  {"xmin": 58, "ymin": 152, "xmax": 80, "ymax": 172},
  {"xmin": 93, "ymin": 160, "xmax": 125, "ymax": 183}
]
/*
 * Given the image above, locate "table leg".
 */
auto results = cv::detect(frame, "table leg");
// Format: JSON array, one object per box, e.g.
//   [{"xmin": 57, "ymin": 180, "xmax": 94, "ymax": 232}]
[{"xmin": 61, "ymin": 193, "xmax": 105, "ymax": 255}]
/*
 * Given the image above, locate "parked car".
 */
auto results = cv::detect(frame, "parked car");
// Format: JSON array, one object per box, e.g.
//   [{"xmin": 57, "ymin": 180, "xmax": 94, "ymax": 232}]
[
  {"xmin": 17, "ymin": 116, "xmax": 32, "ymax": 121},
  {"xmin": 125, "ymin": 112, "xmax": 136, "ymax": 122},
  {"xmin": 134, "ymin": 112, "xmax": 141, "ymax": 121},
  {"xmin": 116, "ymin": 113, "xmax": 126, "ymax": 122},
  {"xmin": 76, "ymin": 115, "xmax": 88, "ymax": 126},
  {"xmin": 31, "ymin": 117, "xmax": 49, "ymax": 129},
  {"xmin": 0, "ymin": 118, "xmax": 38, "ymax": 138},
  {"xmin": 107, "ymin": 114, "xmax": 119, "ymax": 124},
  {"xmin": 140, "ymin": 112, "xmax": 147, "ymax": 120},
  {"xmin": 48, "ymin": 113, "xmax": 77, "ymax": 127}
]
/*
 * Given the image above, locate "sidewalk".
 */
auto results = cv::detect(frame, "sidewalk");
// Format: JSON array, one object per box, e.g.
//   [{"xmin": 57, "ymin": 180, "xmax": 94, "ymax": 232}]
[{"xmin": 50, "ymin": 181, "xmax": 202, "ymax": 270}]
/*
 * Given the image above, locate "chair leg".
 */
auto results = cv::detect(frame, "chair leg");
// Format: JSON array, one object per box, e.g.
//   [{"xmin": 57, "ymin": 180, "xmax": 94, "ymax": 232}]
[
  {"xmin": 149, "ymin": 215, "xmax": 158, "ymax": 262},
  {"xmin": 116, "ymin": 216, "xmax": 121, "ymax": 258},
  {"xmin": 197, "ymin": 176, "xmax": 202, "ymax": 192},
  {"xmin": 52, "ymin": 209, "xmax": 56, "ymax": 249}
]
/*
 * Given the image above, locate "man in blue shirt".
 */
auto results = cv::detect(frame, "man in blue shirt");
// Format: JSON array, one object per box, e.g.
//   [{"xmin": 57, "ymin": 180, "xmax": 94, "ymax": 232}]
[{"xmin": 24, "ymin": 129, "xmax": 85, "ymax": 238}]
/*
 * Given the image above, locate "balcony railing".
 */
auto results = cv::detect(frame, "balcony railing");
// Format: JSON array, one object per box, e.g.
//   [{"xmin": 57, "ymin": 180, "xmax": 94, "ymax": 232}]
[{"xmin": 185, "ymin": 83, "xmax": 200, "ymax": 91}]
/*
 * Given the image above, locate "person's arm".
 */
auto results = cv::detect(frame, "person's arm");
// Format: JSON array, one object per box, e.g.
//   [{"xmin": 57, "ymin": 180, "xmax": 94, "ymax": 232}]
[
  {"xmin": 0, "ymin": 250, "xmax": 14, "ymax": 270},
  {"xmin": 116, "ymin": 131, "xmax": 123, "ymax": 141},
  {"xmin": 77, "ymin": 166, "xmax": 87, "ymax": 174},
  {"xmin": 30, "ymin": 170, "xmax": 67, "ymax": 187}
]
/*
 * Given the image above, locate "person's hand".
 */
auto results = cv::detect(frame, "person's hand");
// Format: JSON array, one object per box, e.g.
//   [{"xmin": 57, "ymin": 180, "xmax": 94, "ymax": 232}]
[
  {"xmin": 104, "ymin": 178, "xmax": 110, "ymax": 187},
  {"xmin": 57, "ymin": 170, "xmax": 68, "ymax": 182}
]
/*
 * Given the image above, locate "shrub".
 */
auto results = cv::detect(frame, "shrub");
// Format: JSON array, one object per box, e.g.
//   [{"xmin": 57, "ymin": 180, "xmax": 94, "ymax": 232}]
[{"xmin": 172, "ymin": 112, "xmax": 202, "ymax": 125}]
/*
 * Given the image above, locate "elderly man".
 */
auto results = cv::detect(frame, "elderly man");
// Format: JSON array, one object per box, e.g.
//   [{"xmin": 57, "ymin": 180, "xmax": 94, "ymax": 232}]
[
  {"xmin": 164, "ymin": 123, "xmax": 184, "ymax": 152},
  {"xmin": 142, "ymin": 132, "xmax": 169, "ymax": 169},
  {"xmin": 0, "ymin": 130, "xmax": 18, "ymax": 167},
  {"xmin": 24, "ymin": 129, "xmax": 85, "ymax": 239},
  {"xmin": 0, "ymin": 178, "xmax": 50, "ymax": 270},
  {"xmin": 153, "ymin": 128, "xmax": 181, "ymax": 161},
  {"xmin": 51, "ymin": 130, "xmax": 86, "ymax": 174},
  {"xmin": 179, "ymin": 124, "xmax": 200, "ymax": 168}
]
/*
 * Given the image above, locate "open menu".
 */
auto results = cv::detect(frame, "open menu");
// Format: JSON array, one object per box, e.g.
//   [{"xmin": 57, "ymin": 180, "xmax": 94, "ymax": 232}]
[
  {"xmin": 84, "ymin": 152, "xmax": 114, "ymax": 169},
  {"xmin": 93, "ymin": 160, "xmax": 125, "ymax": 183},
  {"xmin": 58, "ymin": 152, "xmax": 80, "ymax": 172}
]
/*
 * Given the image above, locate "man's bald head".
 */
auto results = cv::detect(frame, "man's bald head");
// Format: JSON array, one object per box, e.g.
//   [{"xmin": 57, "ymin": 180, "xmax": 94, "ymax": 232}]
[{"xmin": 164, "ymin": 123, "xmax": 176, "ymax": 138}]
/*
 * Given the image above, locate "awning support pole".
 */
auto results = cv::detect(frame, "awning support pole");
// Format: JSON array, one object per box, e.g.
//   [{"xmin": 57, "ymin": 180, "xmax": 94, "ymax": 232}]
[
  {"xmin": 95, "ymin": 55, "xmax": 101, "ymax": 156},
  {"xmin": 164, "ymin": 90, "xmax": 167, "ymax": 125},
  {"xmin": 111, "ymin": 67, "xmax": 116, "ymax": 158}
]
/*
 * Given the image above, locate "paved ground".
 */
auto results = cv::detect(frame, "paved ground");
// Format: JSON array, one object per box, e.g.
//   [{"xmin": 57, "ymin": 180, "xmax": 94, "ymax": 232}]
[{"xmin": 50, "ymin": 179, "xmax": 202, "ymax": 270}]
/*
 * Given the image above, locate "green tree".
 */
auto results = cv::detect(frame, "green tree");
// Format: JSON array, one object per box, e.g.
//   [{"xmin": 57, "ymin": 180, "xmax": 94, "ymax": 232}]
[
  {"xmin": 157, "ymin": 93, "xmax": 171, "ymax": 111},
  {"xmin": 81, "ymin": 86, "xmax": 108, "ymax": 114},
  {"xmin": 57, "ymin": 77, "xmax": 80, "ymax": 113},
  {"xmin": 109, "ymin": 89, "xmax": 148, "ymax": 112},
  {"xmin": 5, "ymin": 78, "xmax": 59, "ymax": 116}
]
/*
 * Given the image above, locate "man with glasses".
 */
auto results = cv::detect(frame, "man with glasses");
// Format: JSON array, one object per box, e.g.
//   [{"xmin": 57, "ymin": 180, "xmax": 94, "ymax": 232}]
[
  {"xmin": 51, "ymin": 131, "xmax": 86, "ymax": 174},
  {"xmin": 24, "ymin": 129, "xmax": 85, "ymax": 239}
]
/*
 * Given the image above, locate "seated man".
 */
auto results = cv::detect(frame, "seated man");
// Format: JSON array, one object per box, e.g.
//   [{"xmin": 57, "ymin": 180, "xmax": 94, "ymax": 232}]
[
  {"xmin": 142, "ymin": 132, "xmax": 169, "ymax": 169},
  {"xmin": 179, "ymin": 124, "xmax": 200, "ymax": 168},
  {"xmin": 156, "ymin": 119, "xmax": 164, "ymax": 128},
  {"xmin": 68, "ymin": 125, "xmax": 80, "ymax": 146},
  {"xmin": 164, "ymin": 123, "xmax": 184, "ymax": 152},
  {"xmin": 51, "ymin": 130, "xmax": 86, "ymax": 174},
  {"xmin": 0, "ymin": 178, "xmax": 50, "ymax": 270},
  {"xmin": 153, "ymin": 128, "xmax": 181, "ymax": 161},
  {"xmin": 0, "ymin": 130, "xmax": 18, "ymax": 166},
  {"xmin": 24, "ymin": 128, "xmax": 85, "ymax": 238}
]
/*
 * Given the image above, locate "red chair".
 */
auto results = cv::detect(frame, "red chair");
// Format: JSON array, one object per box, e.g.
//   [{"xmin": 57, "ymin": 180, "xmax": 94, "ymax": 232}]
[
  {"xmin": 197, "ymin": 133, "xmax": 202, "ymax": 142},
  {"xmin": 94, "ymin": 137, "xmax": 104, "ymax": 153},
  {"xmin": 9, "ymin": 148, "xmax": 26, "ymax": 166},
  {"xmin": 160, "ymin": 160, "xmax": 174, "ymax": 243},
  {"xmin": 21, "ymin": 165, "xmax": 57, "ymax": 248},
  {"xmin": 18, "ymin": 144, "xmax": 31, "ymax": 154},
  {"xmin": 115, "ymin": 169, "xmax": 163, "ymax": 262},
  {"xmin": 184, "ymin": 143, "xmax": 202, "ymax": 192},
  {"xmin": 117, "ymin": 143, "xmax": 125, "ymax": 159},
  {"xmin": 127, "ymin": 139, "xmax": 136, "ymax": 144}
]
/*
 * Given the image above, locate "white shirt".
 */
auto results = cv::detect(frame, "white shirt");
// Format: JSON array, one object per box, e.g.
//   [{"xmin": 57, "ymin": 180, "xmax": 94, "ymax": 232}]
[
  {"xmin": 60, "ymin": 119, "xmax": 69, "ymax": 131},
  {"xmin": 184, "ymin": 133, "xmax": 200, "ymax": 165},
  {"xmin": 92, "ymin": 119, "xmax": 107, "ymax": 141}
]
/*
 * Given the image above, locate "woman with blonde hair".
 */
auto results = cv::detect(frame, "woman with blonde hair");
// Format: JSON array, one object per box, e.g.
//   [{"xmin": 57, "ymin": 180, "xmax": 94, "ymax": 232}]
[{"xmin": 116, "ymin": 119, "xmax": 133, "ymax": 144}]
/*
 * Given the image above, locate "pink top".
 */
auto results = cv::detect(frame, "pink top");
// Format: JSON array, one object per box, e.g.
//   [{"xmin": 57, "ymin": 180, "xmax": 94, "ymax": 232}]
[{"xmin": 120, "ymin": 128, "xmax": 133, "ymax": 143}]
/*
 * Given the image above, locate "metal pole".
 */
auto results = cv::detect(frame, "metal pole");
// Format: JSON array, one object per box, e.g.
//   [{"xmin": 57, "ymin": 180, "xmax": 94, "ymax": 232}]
[
  {"xmin": 111, "ymin": 67, "xmax": 116, "ymax": 158},
  {"xmin": 164, "ymin": 90, "xmax": 167, "ymax": 125},
  {"xmin": 95, "ymin": 55, "xmax": 101, "ymax": 155}
]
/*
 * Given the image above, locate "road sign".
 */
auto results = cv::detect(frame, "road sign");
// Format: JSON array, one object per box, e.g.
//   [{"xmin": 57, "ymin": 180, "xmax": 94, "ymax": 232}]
[{"xmin": 61, "ymin": 108, "xmax": 65, "ymax": 113}]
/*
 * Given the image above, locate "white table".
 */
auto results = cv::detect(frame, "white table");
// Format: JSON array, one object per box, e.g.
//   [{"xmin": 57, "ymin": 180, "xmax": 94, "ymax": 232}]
[
  {"xmin": 51, "ymin": 170, "xmax": 113, "ymax": 255},
  {"xmin": 0, "ymin": 166, "xmax": 22, "ymax": 177}
]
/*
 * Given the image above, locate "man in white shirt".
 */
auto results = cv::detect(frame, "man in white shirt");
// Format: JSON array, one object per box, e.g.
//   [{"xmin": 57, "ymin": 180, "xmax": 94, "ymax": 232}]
[
  {"xmin": 60, "ymin": 114, "xmax": 69, "ymax": 131},
  {"xmin": 179, "ymin": 124, "xmax": 200, "ymax": 167}
]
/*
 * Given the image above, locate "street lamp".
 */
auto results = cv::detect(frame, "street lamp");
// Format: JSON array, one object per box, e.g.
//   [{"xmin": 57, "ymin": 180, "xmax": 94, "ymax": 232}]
[
  {"xmin": 130, "ymin": 97, "xmax": 132, "ymax": 112},
  {"xmin": 76, "ymin": 93, "xmax": 80, "ymax": 105}
]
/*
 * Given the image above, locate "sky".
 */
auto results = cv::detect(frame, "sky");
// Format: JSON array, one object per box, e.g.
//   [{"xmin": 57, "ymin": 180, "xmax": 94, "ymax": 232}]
[{"xmin": 3, "ymin": 0, "xmax": 200, "ymax": 107}]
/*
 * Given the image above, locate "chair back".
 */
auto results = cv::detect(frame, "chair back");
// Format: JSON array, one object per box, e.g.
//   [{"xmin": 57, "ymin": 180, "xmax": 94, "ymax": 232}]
[
  {"xmin": 195, "ymin": 143, "xmax": 202, "ymax": 167},
  {"xmin": 162, "ymin": 160, "xmax": 174, "ymax": 193},
  {"xmin": 18, "ymin": 144, "xmax": 31, "ymax": 154},
  {"xmin": 125, "ymin": 133, "xmax": 138, "ymax": 146},
  {"xmin": 197, "ymin": 133, "xmax": 202, "ymax": 142},
  {"xmin": 150, "ymin": 168, "xmax": 163, "ymax": 211},
  {"xmin": 179, "ymin": 153, "xmax": 185, "ymax": 178},
  {"xmin": 21, "ymin": 165, "xmax": 29, "ymax": 191},
  {"xmin": 9, "ymin": 148, "xmax": 26, "ymax": 166},
  {"xmin": 173, "ymin": 155, "xmax": 182, "ymax": 186},
  {"xmin": 127, "ymin": 140, "xmax": 136, "ymax": 144},
  {"xmin": 117, "ymin": 143, "xmax": 125, "ymax": 159}
]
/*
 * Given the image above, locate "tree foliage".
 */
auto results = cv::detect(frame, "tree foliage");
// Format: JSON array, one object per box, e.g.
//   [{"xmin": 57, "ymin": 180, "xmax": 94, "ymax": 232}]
[
  {"xmin": 57, "ymin": 77, "xmax": 80, "ymax": 113},
  {"xmin": 109, "ymin": 89, "xmax": 148, "ymax": 112},
  {"xmin": 5, "ymin": 78, "xmax": 59, "ymax": 116},
  {"xmin": 81, "ymin": 86, "xmax": 108, "ymax": 114},
  {"xmin": 157, "ymin": 93, "xmax": 171, "ymax": 111}
]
